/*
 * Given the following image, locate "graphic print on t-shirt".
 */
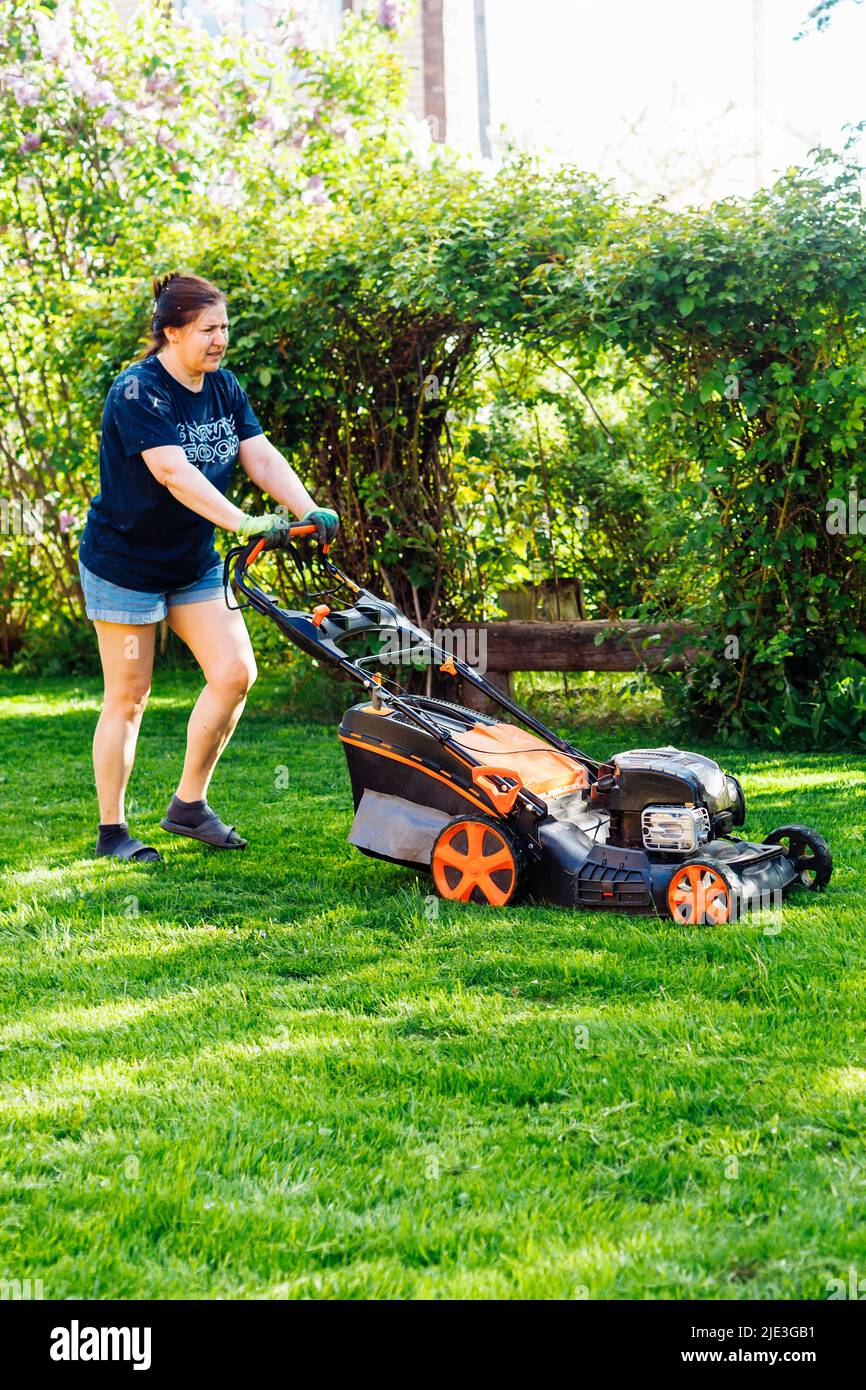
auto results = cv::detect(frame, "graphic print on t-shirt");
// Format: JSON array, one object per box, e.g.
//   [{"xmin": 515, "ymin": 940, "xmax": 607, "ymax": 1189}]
[
  {"xmin": 113, "ymin": 374, "xmax": 239, "ymax": 468},
  {"xmin": 177, "ymin": 418, "xmax": 240, "ymax": 467}
]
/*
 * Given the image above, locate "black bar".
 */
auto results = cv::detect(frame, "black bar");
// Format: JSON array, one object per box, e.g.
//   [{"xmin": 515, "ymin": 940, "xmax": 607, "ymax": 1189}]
[{"xmin": 5, "ymin": 1296, "xmax": 861, "ymax": 1375}]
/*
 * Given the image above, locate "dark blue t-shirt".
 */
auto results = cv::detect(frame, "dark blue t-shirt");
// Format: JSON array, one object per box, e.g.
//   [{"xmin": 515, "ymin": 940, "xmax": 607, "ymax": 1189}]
[{"xmin": 78, "ymin": 354, "xmax": 263, "ymax": 591}]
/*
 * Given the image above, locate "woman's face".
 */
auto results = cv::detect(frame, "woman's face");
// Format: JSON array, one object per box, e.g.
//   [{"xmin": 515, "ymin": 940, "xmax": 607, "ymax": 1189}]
[{"xmin": 166, "ymin": 302, "xmax": 229, "ymax": 373}]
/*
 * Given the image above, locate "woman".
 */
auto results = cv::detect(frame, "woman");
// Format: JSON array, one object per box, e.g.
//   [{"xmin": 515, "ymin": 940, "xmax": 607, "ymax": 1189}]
[{"xmin": 77, "ymin": 271, "xmax": 338, "ymax": 862}]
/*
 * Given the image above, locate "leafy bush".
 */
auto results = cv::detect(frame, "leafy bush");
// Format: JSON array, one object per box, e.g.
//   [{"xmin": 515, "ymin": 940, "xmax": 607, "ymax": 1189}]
[
  {"xmin": 773, "ymin": 660, "xmax": 866, "ymax": 748},
  {"xmin": 527, "ymin": 160, "xmax": 866, "ymax": 737}
]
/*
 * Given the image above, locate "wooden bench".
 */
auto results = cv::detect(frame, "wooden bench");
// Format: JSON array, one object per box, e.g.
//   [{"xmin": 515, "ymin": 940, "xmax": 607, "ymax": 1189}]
[{"xmin": 449, "ymin": 619, "xmax": 701, "ymax": 710}]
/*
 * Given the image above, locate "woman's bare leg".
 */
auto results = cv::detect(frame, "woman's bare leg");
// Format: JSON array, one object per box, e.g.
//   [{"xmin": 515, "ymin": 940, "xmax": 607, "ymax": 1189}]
[
  {"xmin": 166, "ymin": 598, "xmax": 257, "ymax": 801},
  {"xmin": 92, "ymin": 621, "xmax": 156, "ymax": 823}
]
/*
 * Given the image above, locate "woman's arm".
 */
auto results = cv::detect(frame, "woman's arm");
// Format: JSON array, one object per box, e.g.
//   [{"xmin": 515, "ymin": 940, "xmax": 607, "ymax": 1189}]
[
  {"xmin": 142, "ymin": 445, "xmax": 246, "ymax": 530},
  {"xmin": 238, "ymin": 434, "xmax": 317, "ymax": 517}
]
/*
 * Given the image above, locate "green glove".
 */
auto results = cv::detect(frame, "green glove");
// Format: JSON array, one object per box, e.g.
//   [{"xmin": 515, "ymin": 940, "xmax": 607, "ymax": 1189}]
[
  {"xmin": 301, "ymin": 506, "xmax": 339, "ymax": 544},
  {"xmin": 235, "ymin": 513, "xmax": 290, "ymax": 543}
]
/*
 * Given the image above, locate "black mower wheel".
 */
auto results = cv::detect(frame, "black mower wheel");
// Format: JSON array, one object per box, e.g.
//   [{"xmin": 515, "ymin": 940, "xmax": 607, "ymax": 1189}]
[
  {"xmin": 763, "ymin": 824, "xmax": 832, "ymax": 890},
  {"xmin": 431, "ymin": 815, "xmax": 526, "ymax": 907}
]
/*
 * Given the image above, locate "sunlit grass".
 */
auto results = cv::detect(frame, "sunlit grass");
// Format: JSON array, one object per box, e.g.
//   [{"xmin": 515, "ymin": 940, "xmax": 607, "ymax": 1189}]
[{"xmin": 0, "ymin": 669, "xmax": 865, "ymax": 1299}]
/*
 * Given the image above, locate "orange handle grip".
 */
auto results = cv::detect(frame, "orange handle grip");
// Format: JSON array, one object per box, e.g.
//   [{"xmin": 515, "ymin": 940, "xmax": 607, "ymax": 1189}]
[
  {"xmin": 245, "ymin": 522, "xmax": 319, "ymax": 567},
  {"xmin": 471, "ymin": 764, "xmax": 523, "ymax": 814}
]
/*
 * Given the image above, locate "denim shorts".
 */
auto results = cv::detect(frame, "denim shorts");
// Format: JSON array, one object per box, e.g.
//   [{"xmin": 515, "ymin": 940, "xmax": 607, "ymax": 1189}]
[{"xmin": 78, "ymin": 557, "xmax": 226, "ymax": 624}]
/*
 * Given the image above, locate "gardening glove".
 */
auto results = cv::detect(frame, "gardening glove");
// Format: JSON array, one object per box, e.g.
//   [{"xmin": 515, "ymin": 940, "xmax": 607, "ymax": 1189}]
[
  {"xmin": 235, "ymin": 512, "xmax": 291, "ymax": 546},
  {"xmin": 300, "ymin": 506, "xmax": 339, "ymax": 545}
]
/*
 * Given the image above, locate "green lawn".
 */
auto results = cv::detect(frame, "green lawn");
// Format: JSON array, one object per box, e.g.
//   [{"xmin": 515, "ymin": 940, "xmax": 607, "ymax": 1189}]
[{"xmin": 1, "ymin": 670, "xmax": 865, "ymax": 1300}]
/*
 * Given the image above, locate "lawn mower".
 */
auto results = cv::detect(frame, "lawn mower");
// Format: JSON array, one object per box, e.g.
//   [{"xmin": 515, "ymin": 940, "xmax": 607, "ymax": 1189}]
[{"xmin": 224, "ymin": 527, "xmax": 832, "ymax": 924}]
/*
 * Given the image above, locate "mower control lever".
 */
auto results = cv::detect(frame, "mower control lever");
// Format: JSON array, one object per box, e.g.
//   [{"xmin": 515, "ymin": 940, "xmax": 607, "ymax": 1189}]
[{"xmin": 471, "ymin": 765, "xmax": 524, "ymax": 815}]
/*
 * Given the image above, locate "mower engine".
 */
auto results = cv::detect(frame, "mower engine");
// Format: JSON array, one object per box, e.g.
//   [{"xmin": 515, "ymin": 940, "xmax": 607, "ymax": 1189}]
[{"xmin": 589, "ymin": 747, "xmax": 745, "ymax": 854}]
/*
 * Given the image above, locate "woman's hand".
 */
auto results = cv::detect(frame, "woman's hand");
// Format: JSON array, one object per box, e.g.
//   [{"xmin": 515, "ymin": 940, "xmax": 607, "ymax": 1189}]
[
  {"xmin": 235, "ymin": 513, "xmax": 291, "ymax": 543},
  {"xmin": 300, "ymin": 507, "xmax": 339, "ymax": 544}
]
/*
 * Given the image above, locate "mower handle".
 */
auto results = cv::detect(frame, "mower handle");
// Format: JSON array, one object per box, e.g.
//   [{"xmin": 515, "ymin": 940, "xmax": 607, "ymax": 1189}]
[
  {"xmin": 246, "ymin": 522, "xmax": 320, "ymax": 566},
  {"xmin": 226, "ymin": 531, "xmax": 599, "ymax": 777}
]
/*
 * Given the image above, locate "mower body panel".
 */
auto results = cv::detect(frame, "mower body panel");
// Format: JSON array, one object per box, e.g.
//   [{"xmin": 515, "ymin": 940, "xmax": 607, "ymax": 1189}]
[
  {"xmin": 340, "ymin": 707, "xmax": 499, "ymax": 822},
  {"xmin": 532, "ymin": 816, "xmax": 653, "ymax": 911},
  {"xmin": 530, "ymin": 823, "xmax": 798, "ymax": 915}
]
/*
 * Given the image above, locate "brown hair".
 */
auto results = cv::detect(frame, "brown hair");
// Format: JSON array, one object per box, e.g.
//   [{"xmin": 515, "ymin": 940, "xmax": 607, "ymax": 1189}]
[{"xmin": 142, "ymin": 272, "xmax": 226, "ymax": 357}]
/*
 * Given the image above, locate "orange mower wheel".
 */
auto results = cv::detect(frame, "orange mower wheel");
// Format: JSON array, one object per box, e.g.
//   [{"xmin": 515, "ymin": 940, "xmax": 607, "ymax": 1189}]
[
  {"xmin": 431, "ymin": 815, "xmax": 524, "ymax": 907},
  {"xmin": 667, "ymin": 860, "xmax": 739, "ymax": 925}
]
